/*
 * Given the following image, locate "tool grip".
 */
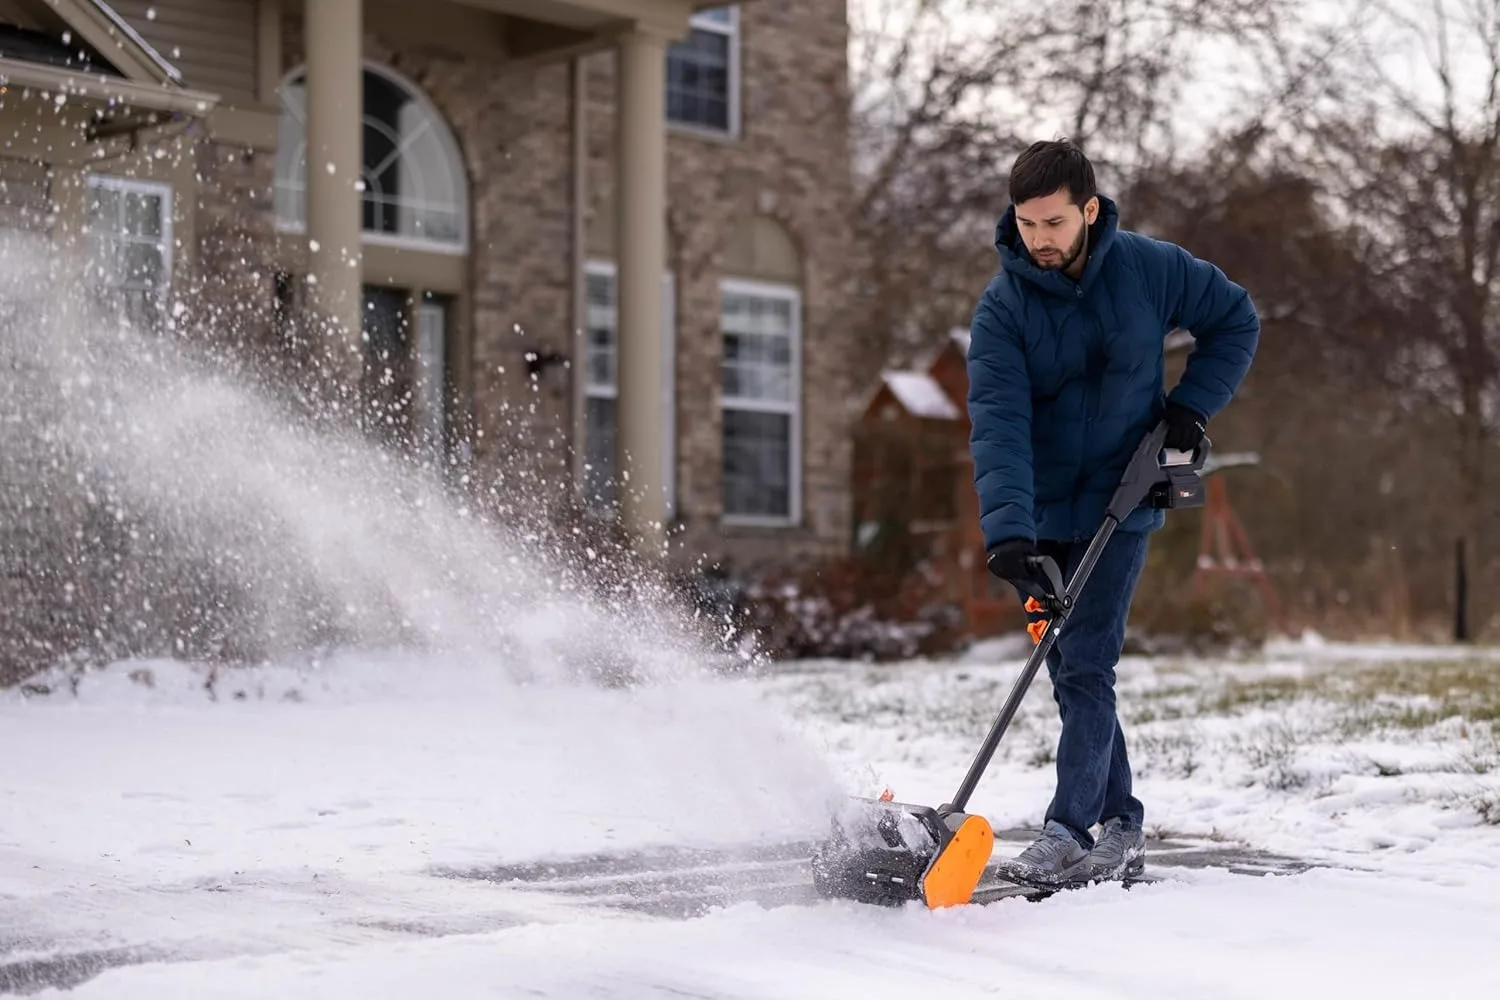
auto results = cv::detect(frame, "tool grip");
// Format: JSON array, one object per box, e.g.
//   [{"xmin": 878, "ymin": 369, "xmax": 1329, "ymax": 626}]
[
  {"xmin": 1009, "ymin": 554, "xmax": 1067, "ymax": 616},
  {"xmin": 1106, "ymin": 418, "xmax": 1211, "ymax": 520}
]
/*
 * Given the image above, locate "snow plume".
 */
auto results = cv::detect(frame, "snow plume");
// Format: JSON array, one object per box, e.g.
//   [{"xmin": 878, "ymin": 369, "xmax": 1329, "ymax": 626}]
[{"xmin": 0, "ymin": 229, "xmax": 707, "ymax": 690}]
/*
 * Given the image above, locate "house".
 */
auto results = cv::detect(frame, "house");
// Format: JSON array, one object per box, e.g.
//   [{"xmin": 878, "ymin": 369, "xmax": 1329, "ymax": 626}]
[{"xmin": 0, "ymin": 0, "xmax": 858, "ymax": 572}]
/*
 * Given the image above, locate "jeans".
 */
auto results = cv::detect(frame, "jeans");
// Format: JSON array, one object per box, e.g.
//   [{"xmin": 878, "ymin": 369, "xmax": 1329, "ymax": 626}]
[{"xmin": 1021, "ymin": 529, "xmax": 1150, "ymax": 850}]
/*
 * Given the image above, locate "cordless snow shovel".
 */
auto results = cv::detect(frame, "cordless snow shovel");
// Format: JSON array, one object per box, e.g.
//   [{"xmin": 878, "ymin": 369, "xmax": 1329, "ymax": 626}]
[{"xmin": 809, "ymin": 418, "xmax": 1209, "ymax": 909}]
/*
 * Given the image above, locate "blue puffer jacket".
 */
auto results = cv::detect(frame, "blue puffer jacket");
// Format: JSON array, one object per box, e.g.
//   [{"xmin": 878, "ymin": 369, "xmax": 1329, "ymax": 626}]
[{"xmin": 966, "ymin": 195, "xmax": 1259, "ymax": 547}]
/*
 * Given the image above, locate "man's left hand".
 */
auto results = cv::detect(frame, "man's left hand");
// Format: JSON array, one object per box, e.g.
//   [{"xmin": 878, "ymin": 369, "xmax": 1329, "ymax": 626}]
[{"xmin": 1163, "ymin": 402, "xmax": 1207, "ymax": 451}]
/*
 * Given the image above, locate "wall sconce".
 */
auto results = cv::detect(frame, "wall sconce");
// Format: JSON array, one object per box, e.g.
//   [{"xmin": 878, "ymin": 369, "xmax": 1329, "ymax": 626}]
[{"xmin": 524, "ymin": 349, "xmax": 567, "ymax": 379}]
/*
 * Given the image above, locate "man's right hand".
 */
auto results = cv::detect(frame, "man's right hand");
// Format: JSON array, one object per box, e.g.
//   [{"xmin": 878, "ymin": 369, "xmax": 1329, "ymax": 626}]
[
  {"xmin": 986, "ymin": 538, "xmax": 1039, "ymax": 587},
  {"xmin": 987, "ymin": 538, "xmax": 1065, "ymax": 605}
]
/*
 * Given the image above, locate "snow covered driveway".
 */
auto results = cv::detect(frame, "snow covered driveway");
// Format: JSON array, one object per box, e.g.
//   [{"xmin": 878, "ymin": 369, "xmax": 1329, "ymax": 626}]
[{"xmin": 4, "ymin": 640, "xmax": 1500, "ymax": 997}]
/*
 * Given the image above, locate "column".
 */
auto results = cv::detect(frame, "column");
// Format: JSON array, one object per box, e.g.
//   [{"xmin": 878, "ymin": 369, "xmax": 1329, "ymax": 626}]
[
  {"xmin": 614, "ymin": 27, "xmax": 669, "ymax": 550},
  {"xmin": 304, "ymin": 0, "xmax": 364, "ymax": 389}
]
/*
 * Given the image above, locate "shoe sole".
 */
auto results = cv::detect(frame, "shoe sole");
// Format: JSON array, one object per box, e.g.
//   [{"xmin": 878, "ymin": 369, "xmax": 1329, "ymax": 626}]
[
  {"xmin": 993, "ymin": 855, "xmax": 1092, "ymax": 888},
  {"xmin": 1085, "ymin": 843, "xmax": 1146, "ymax": 880}
]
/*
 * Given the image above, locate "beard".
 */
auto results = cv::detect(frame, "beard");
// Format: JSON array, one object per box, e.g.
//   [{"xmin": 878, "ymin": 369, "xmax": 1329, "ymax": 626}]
[{"xmin": 1032, "ymin": 225, "xmax": 1088, "ymax": 271}]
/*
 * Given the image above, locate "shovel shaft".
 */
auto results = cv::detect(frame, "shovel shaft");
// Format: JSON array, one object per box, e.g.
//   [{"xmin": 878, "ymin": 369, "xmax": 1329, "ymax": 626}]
[{"xmin": 947, "ymin": 516, "xmax": 1119, "ymax": 813}]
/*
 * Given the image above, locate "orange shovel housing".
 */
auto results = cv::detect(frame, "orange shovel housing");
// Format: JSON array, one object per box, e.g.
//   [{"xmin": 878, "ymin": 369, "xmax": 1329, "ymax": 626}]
[{"xmin": 809, "ymin": 420, "xmax": 1208, "ymax": 909}]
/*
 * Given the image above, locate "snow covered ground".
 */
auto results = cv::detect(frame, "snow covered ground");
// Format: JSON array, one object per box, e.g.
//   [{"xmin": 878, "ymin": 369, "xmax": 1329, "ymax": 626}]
[
  {"xmin": 8, "ymin": 184, "xmax": 1500, "ymax": 996},
  {"xmin": 5, "ymin": 635, "xmax": 1500, "ymax": 998}
]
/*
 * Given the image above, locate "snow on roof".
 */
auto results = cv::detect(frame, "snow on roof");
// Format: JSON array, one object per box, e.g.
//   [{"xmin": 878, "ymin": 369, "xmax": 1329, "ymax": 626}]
[
  {"xmin": 1165, "ymin": 329, "xmax": 1194, "ymax": 352},
  {"xmin": 1203, "ymin": 451, "xmax": 1260, "ymax": 475},
  {"xmin": 949, "ymin": 327, "xmax": 971, "ymax": 356},
  {"xmin": 880, "ymin": 371, "xmax": 961, "ymax": 420},
  {"xmin": 953, "ymin": 327, "xmax": 1188, "ymax": 358}
]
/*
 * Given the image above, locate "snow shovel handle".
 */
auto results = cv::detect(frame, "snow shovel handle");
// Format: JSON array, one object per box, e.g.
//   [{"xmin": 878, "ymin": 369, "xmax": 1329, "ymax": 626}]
[
  {"xmin": 943, "ymin": 418, "xmax": 1206, "ymax": 815},
  {"xmin": 945, "ymin": 518, "xmax": 1117, "ymax": 814},
  {"xmin": 1108, "ymin": 418, "xmax": 1211, "ymax": 520}
]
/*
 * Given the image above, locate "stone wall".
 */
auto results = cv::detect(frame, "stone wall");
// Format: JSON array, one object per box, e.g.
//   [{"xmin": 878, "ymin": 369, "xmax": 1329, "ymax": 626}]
[
  {"xmin": 188, "ymin": 137, "xmax": 280, "ymax": 355},
  {"xmin": 0, "ymin": 207, "xmax": 67, "ymax": 684},
  {"xmin": 581, "ymin": 1, "xmax": 859, "ymax": 571},
  {"xmin": 277, "ymin": 1, "xmax": 859, "ymax": 567},
  {"xmin": 280, "ymin": 15, "xmax": 579, "ymax": 495},
  {"xmin": 0, "ymin": 156, "xmax": 51, "ymax": 234}
]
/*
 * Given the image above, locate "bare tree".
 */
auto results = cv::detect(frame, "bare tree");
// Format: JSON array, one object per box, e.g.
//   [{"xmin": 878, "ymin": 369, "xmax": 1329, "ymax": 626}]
[
  {"xmin": 1301, "ymin": 0, "xmax": 1500, "ymax": 639},
  {"xmin": 845, "ymin": 0, "xmax": 1302, "ymax": 388}
]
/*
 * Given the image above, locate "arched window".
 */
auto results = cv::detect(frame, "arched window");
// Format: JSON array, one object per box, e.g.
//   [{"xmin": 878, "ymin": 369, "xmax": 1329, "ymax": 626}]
[{"xmin": 274, "ymin": 63, "xmax": 469, "ymax": 252}]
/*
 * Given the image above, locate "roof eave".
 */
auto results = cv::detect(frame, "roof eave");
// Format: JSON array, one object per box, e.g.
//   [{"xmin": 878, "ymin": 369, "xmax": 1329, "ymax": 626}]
[
  {"xmin": 43, "ymin": 0, "xmax": 183, "ymax": 86},
  {"xmin": 0, "ymin": 56, "xmax": 217, "ymax": 115}
]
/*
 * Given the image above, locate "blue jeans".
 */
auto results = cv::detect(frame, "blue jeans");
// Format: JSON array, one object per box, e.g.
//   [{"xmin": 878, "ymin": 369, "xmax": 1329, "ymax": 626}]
[{"xmin": 1021, "ymin": 529, "xmax": 1149, "ymax": 849}]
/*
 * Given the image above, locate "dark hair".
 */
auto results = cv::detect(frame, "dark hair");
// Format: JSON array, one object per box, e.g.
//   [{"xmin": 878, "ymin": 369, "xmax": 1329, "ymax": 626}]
[{"xmin": 1008, "ymin": 139, "xmax": 1097, "ymax": 207}]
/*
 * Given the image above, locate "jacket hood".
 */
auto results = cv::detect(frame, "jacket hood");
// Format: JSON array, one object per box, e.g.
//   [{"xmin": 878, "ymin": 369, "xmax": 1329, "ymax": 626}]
[{"xmin": 993, "ymin": 193, "xmax": 1121, "ymax": 296}]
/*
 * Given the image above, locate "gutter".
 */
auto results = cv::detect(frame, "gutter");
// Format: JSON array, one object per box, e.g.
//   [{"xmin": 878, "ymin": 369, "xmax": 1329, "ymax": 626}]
[{"xmin": 0, "ymin": 57, "xmax": 218, "ymax": 115}]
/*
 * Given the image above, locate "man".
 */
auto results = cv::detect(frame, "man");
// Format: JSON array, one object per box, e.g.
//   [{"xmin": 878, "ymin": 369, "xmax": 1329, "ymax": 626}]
[{"xmin": 966, "ymin": 139, "xmax": 1259, "ymax": 886}]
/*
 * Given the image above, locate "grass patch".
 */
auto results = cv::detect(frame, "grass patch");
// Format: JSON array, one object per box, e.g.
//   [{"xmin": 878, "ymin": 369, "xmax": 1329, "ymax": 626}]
[
  {"xmin": 1026, "ymin": 738, "xmax": 1056, "ymax": 768},
  {"xmin": 1325, "ymin": 658, "xmax": 1500, "ymax": 707},
  {"xmin": 1476, "ymin": 792, "xmax": 1500, "ymax": 826},
  {"xmin": 1201, "ymin": 675, "xmax": 1312, "ymax": 714},
  {"xmin": 1235, "ymin": 721, "xmax": 1307, "ymax": 790},
  {"xmin": 1129, "ymin": 656, "xmax": 1500, "ymax": 735},
  {"xmin": 1134, "ymin": 730, "xmax": 1202, "ymax": 779}
]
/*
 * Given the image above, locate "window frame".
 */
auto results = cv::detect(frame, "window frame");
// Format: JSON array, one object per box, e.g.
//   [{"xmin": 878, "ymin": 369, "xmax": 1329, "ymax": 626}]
[
  {"xmin": 665, "ymin": 4, "xmax": 742, "ymax": 140},
  {"xmin": 581, "ymin": 258, "xmax": 678, "ymax": 517},
  {"xmin": 718, "ymin": 275, "xmax": 802, "ymax": 528},
  {"xmin": 83, "ymin": 173, "xmax": 174, "ymax": 327},
  {"xmin": 272, "ymin": 62, "xmax": 471, "ymax": 256}
]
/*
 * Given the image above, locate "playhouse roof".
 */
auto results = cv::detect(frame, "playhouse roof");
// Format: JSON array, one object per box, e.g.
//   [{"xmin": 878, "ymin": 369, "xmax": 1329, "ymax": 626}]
[{"xmin": 876, "ymin": 371, "xmax": 962, "ymax": 420}]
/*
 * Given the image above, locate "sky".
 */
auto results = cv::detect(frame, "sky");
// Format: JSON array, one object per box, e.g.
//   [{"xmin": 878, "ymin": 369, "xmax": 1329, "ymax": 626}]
[{"xmin": 844, "ymin": 0, "xmax": 1498, "ymax": 161}]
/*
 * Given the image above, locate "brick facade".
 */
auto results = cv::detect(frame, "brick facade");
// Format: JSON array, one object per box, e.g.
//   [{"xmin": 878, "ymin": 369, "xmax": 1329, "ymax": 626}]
[
  {"xmin": 0, "ymin": 156, "xmax": 51, "ymax": 234},
  {"xmin": 0, "ymin": 2, "xmax": 859, "ymax": 683},
  {"xmin": 48, "ymin": 2, "xmax": 859, "ymax": 578},
  {"xmin": 576, "ymin": 4, "xmax": 857, "ymax": 569},
  {"xmin": 188, "ymin": 138, "xmax": 281, "ymax": 354}
]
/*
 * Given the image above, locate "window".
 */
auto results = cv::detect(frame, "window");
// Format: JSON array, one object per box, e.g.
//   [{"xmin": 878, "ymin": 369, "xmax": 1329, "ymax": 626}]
[
  {"xmin": 414, "ymin": 294, "xmax": 450, "ymax": 454},
  {"xmin": 581, "ymin": 261, "xmax": 676, "ymax": 513},
  {"xmin": 274, "ymin": 64, "xmax": 469, "ymax": 252},
  {"xmin": 84, "ymin": 175, "xmax": 172, "ymax": 330},
  {"xmin": 720, "ymin": 278, "xmax": 800, "ymax": 524},
  {"xmin": 666, "ymin": 5, "xmax": 739, "ymax": 136}
]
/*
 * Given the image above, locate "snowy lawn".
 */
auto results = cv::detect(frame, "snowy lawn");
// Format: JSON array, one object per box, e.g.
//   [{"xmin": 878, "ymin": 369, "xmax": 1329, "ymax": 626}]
[
  {"xmin": 762, "ymin": 634, "xmax": 1500, "ymax": 879},
  {"xmin": 3, "ymin": 637, "xmax": 1500, "ymax": 997}
]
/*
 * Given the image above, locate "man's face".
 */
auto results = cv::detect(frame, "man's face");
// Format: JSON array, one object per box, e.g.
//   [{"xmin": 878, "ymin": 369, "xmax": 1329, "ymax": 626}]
[{"xmin": 1014, "ymin": 189, "xmax": 1099, "ymax": 272}]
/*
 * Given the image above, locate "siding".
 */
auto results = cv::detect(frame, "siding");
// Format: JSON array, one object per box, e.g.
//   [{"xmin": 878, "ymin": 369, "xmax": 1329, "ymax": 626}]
[
  {"xmin": 0, "ymin": 156, "xmax": 51, "ymax": 233},
  {"xmin": 107, "ymin": 0, "xmax": 257, "ymax": 102},
  {"xmin": 0, "ymin": 0, "xmax": 52, "ymax": 31}
]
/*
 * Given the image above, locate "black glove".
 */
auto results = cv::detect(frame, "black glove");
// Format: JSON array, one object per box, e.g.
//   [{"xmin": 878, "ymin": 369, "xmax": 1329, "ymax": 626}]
[
  {"xmin": 988, "ymin": 538, "xmax": 1063, "ymax": 605},
  {"xmin": 986, "ymin": 538, "xmax": 1039, "ymax": 587},
  {"xmin": 1163, "ymin": 401, "xmax": 1207, "ymax": 451}
]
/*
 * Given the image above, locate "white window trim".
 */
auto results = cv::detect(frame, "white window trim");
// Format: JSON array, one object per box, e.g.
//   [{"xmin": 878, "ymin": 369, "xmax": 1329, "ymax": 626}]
[
  {"xmin": 84, "ymin": 173, "xmax": 174, "ymax": 317},
  {"xmin": 719, "ymin": 275, "xmax": 802, "ymax": 529},
  {"xmin": 582, "ymin": 259, "xmax": 677, "ymax": 517},
  {"xmin": 666, "ymin": 5, "xmax": 741, "ymax": 141},
  {"xmin": 273, "ymin": 61, "xmax": 471, "ymax": 256}
]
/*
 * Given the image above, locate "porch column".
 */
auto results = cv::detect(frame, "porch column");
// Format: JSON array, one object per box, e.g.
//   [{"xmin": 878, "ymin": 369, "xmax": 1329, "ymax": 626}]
[
  {"xmin": 614, "ymin": 26, "xmax": 669, "ymax": 550},
  {"xmin": 304, "ymin": 0, "xmax": 364, "ymax": 388}
]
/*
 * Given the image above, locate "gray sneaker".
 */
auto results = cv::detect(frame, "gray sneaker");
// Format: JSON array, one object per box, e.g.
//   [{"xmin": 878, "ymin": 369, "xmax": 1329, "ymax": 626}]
[
  {"xmin": 1088, "ymin": 817, "xmax": 1146, "ymax": 880},
  {"xmin": 999, "ymin": 820, "xmax": 1091, "ymax": 886}
]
